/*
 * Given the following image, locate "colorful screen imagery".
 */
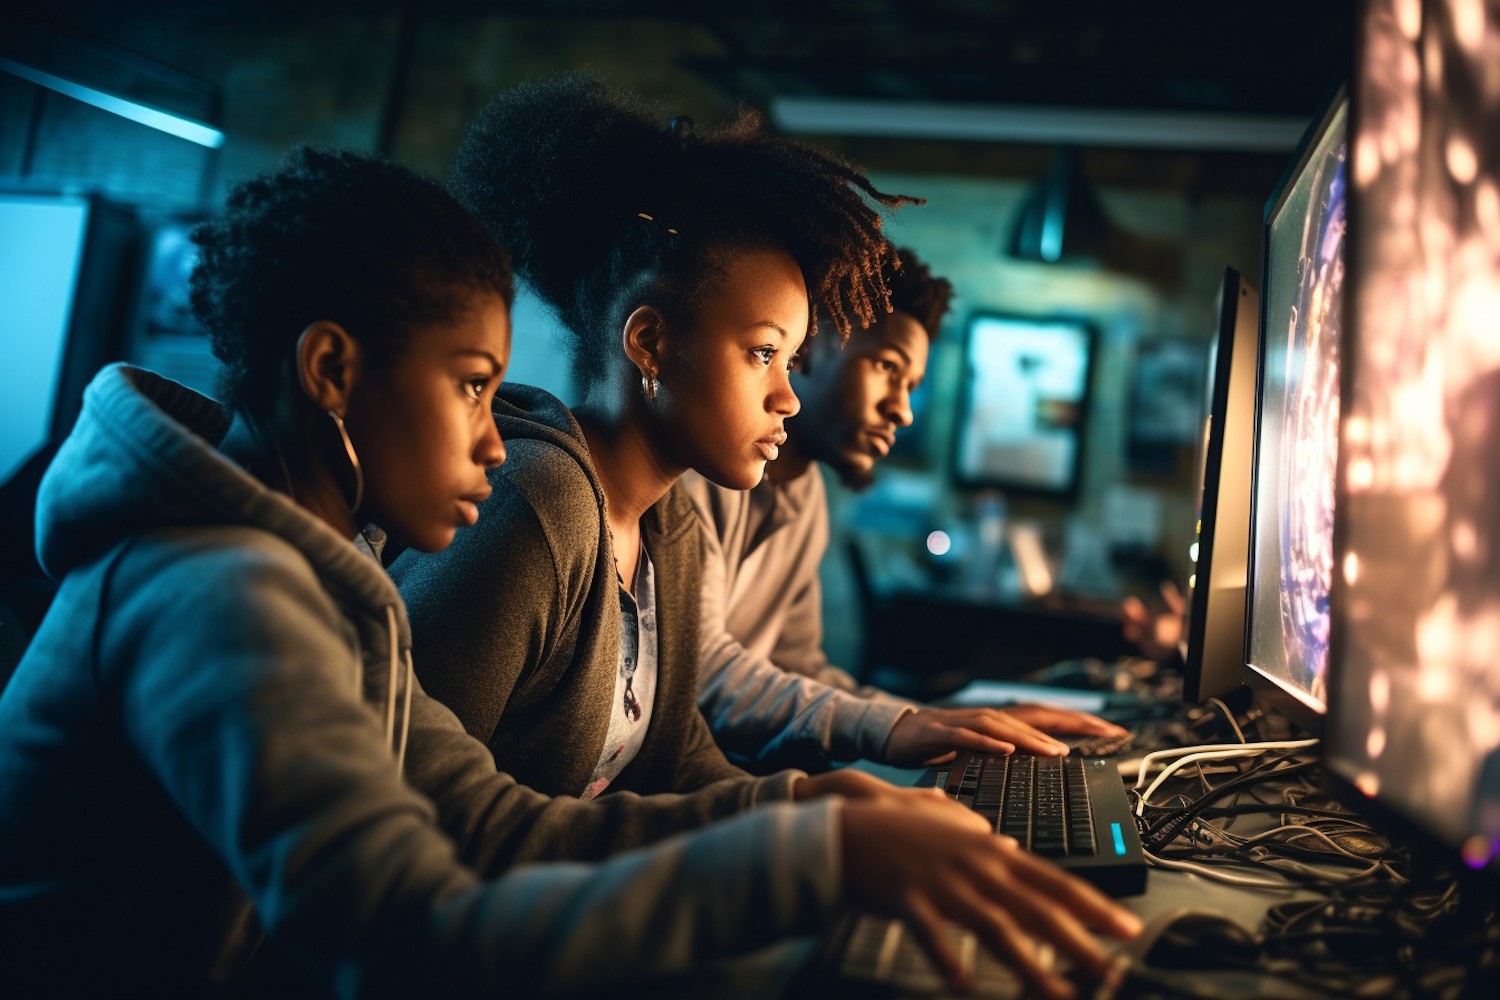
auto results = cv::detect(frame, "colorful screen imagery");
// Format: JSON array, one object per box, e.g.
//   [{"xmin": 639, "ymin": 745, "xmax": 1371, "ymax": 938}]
[
  {"xmin": 1329, "ymin": 0, "xmax": 1500, "ymax": 869},
  {"xmin": 955, "ymin": 316, "xmax": 1091, "ymax": 493},
  {"xmin": 1247, "ymin": 97, "xmax": 1348, "ymax": 711}
]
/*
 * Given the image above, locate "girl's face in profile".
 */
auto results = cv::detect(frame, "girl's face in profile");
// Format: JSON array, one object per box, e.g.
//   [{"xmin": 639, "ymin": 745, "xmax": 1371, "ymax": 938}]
[
  {"xmin": 654, "ymin": 249, "xmax": 808, "ymax": 490},
  {"xmin": 346, "ymin": 292, "xmax": 511, "ymax": 552}
]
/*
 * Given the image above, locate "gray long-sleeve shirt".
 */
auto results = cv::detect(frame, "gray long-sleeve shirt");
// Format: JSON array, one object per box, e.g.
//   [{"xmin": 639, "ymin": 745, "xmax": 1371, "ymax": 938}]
[
  {"xmin": 685, "ymin": 466, "xmax": 914, "ymax": 772},
  {"xmin": 0, "ymin": 366, "xmax": 842, "ymax": 998}
]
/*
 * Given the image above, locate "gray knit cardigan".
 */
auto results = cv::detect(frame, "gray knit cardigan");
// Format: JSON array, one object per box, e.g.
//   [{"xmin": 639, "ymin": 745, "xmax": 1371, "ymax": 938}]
[{"xmin": 391, "ymin": 385, "xmax": 798, "ymax": 840}]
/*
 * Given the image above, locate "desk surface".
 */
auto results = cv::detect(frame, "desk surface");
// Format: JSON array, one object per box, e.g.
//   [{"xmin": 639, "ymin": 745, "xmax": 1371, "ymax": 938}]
[
  {"xmin": 636, "ymin": 759, "xmax": 1333, "ymax": 1000},
  {"xmin": 852, "ymin": 761, "xmax": 1321, "ymax": 929}
]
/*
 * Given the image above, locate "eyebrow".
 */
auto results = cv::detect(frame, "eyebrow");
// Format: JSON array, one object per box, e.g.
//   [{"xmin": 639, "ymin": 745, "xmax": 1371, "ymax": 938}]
[
  {"xmin": 878, "ymin": 340, "xmax": 914, "ymax": 368},
  {"xmin": 748, "ymin": 321, "xmax": 792, "ymax": 339},
  {"xmin": 451, "ymin": 348, "xmax": 504, "ymax": 372},
  {"xmin": 874, "ymin": 338, "xmax": 925, "ymax": 387}
]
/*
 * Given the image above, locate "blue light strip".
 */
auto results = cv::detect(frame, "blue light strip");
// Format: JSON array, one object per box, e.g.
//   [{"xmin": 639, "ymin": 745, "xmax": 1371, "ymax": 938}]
[
  {"xmin": 0, "ymin": 57, "xmax": 224, "ymax": 149},
  {"xmin": 1110, "ymin": 822, "xmax": 1127, "ymax": 856},
  {"xmin": 771, "ymin": 96, "xmax": 1311, "ymax": 153}
]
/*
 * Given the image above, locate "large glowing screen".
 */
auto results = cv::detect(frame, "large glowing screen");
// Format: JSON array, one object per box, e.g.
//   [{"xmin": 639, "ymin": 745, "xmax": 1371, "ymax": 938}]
[{"xmin": 1328, "ymin": 0, "xmax": 1500, "ymax": 869}]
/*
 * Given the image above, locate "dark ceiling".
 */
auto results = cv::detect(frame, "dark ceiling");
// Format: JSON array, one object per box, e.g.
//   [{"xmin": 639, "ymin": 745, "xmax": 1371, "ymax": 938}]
[
  {"xmin": 351, "ymin": 0, "xmax": 1356, "ymax": 116},
  {"xmin": 85, "ymin": 0, "xmax": 1354, "ymax": 115},
  {"xmin": 678, "ymin": 0, "xmax": 1355, "ymax": 116},
  {"xmin": 8, "ymin": 1, "xmax": 1355, "ymax": 197}
]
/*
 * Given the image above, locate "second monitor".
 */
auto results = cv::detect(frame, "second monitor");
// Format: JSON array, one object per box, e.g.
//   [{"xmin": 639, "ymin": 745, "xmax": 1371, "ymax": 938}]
[{"xmin": 1182, "ymin": 267, "xmax": 1259, "ymax": 704}]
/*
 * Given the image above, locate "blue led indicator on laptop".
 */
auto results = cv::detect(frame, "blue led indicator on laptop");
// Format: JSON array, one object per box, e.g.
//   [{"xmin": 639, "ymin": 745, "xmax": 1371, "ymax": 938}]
[{"xmin": 1110, "ymin": 822, "xmax": 1127, "ymax": 856}]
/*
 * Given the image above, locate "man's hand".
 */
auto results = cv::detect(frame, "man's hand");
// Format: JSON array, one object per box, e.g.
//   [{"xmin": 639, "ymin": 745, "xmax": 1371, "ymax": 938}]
[
  {"xmin": 882, "ymin": 707, "xmax": 1071, "ymax": 765},
  {"xmin": 997, "ymin": 704, "xmax": 1129, "ymax": 739},
  {"xmin": 841, "ymin": 799, "xmax": 1142, "ymax": 998},
  {"xmin": 1120, "ymin": 579, "xmax": 1186, "ymax": 661}
]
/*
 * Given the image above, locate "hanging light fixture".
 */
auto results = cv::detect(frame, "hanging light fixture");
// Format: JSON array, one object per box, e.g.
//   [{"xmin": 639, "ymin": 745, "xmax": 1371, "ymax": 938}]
[
  {"xmin": 1006, "ymin": 147, "xmax": 1108, "ymax": 263},
  {"xmin": 1005, "ymin": 146, "xmax": 1182, "ymax": 291}
]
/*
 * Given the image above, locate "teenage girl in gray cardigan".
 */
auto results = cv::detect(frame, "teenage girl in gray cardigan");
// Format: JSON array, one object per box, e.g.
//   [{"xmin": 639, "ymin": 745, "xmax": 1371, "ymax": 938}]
[
  {"xmin": 390, "ymin": 77, "xmax": 1138, "ymax": 995},
  {"xmin": 0, "ymin": 146, "xmax": 1136, "ymax": 998},
  {"xmin": 393, "ymin": 77, "xmax": 1034, "ymax": 807}
]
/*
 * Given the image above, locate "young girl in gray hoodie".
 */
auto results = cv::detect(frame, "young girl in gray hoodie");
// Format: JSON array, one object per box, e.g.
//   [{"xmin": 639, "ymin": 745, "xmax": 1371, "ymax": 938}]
[{"xmin": 0, "ymin": 145, "xmax": 1136, "ymax": 999}]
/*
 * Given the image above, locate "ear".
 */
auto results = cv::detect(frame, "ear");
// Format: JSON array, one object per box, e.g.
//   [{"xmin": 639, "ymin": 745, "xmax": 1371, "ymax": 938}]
[
  {"xmin": 620, "ymin": 305, "xmax": 667, "ymax": 378},
  {"xmin": 295, "ymin": 321, "xmax": 363, "ymax": 415}
]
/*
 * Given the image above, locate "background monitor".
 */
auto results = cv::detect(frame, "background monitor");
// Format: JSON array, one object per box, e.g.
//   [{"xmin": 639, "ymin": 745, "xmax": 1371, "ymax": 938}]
[
  {"xmin": 0, "ymin": 193, "xmax": 90, "ymax": 487},
  {"xmin": 0, "ymin": 191, "xmax": 135, "ymax": 488},
  {"xmin": 125, "ymin": 219, "xmax": 220, "ymax": 399},
  {"xmin": 1244, "ymin": 83, "xmax": 1348, "ymax": 732},
  {"xmin": 1182, "ymin": 268, "xmax": 1259, "ymax": 704},
  {"xmin": 1327, "ymin": 2, "xmax": 1500, "ymax": 874},
  {"xmin": 953, "ymin": 314, "xmax": 1093, "ymax": 497}
]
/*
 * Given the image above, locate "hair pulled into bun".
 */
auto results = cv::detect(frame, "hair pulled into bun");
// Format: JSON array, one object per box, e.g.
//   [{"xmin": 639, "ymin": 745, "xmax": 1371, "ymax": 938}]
[{"xmin": 449, "ymin": 74, "xmax": 920, "ymax": 385}]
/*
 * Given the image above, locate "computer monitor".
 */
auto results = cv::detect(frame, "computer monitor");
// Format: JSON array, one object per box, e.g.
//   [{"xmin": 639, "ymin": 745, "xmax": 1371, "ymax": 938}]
[
  {"xmin": 0, "ymin": 191, "xmax": 135, "ymax": 488},
  {"xmin": 125, "ymin": 219, "xmax": 220, "ymax": 399},
  {"xmin": 1181, "ymin": 268, "xmax": 1259, "ymax": 704},
  {"xmin": 952, "ymin": 314, "xmax": 1093, "ymax": 497},
  {"xmin": 1244, "ymin": 83, "xmax": 1349, "ymax": 733},
  {"xmin": 1326, "ymin": 3, "xmax": 1500, "ymax": 874}
]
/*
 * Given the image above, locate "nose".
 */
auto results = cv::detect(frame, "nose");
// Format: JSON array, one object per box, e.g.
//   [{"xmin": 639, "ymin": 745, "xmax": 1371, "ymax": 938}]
[
  {"xmin": 477, "ymin": 416, "xmax": 506, "ymax": 469},
  {"xmin": 880, "ymin": 382, "xmax": 914, "ymax": 428},
  {"xmin": 771, "ymin": 368, "xmax": 801, "ymax": 418}
]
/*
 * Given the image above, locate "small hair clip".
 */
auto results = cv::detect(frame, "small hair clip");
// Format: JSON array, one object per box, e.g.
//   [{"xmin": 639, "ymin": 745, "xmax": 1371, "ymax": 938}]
[{"xmin": 636, "ymin": 211, "xmax": 680, "ymax": 235}]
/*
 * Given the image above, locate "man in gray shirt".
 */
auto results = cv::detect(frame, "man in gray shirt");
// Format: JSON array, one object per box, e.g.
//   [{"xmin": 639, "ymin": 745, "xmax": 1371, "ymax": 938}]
[{"xmin": 688, "ymin": 248, "xmax": 1127, "ymax": 772}]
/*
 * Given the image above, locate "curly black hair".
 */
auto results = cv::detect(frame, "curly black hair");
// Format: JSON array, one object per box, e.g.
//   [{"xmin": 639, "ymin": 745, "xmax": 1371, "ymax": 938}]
[
  {"xmin": 884, "ymin": 246, "xmax": 954, "ymax": 341},
  {"xmin": 190, "ymin": 145, "xmax": 514, "ymax": 421},
  {"xmin": 448, "ymin": 74, "xmax": 920, "ymax": 386}
]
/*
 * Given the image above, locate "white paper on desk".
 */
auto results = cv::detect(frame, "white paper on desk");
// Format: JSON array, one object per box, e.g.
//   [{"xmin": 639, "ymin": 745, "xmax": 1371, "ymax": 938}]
[{"xmin": 945, "ymin": 680, "xmax": 1108, "ymax": 714}]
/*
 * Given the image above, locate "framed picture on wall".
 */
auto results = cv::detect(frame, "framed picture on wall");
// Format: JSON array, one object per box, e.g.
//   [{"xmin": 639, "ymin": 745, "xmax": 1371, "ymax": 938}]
[
  {"xmin": 1126, "ymin": 337, "xmax": 1207, "ymax": 475},
  {"xmin": 951, "ymin": 313, "xmax": 1095, "ymax": 498}
]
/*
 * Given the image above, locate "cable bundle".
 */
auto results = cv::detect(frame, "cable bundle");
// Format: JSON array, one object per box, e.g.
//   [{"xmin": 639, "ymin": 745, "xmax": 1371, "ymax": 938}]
[{"xmin": 1112, "ymin": 705, "xmax": 1494, "ymax": 999}]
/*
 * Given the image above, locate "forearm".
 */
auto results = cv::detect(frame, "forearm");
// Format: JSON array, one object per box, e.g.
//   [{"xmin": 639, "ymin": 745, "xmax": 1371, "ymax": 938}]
[
  {"xmin": 400, "ymin": 799, "xmax": 845, "ymax": 997},
  {"xmin": 806, "ymin": 663, "xmax": 921, "ymax": 706},
  {"xmin": 698, "ymin": 643, "xmax": 912, "ymax": 768},
  {"xmin": 404, "ymin": 685, "xmax": 805, "ymax": 869}
]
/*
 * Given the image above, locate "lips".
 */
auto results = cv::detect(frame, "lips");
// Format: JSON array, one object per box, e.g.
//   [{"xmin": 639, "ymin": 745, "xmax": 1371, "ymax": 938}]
[
  {"xmin": 866, "ymin": 428, "xmax": 896, "ymax": 457},
  {"xmin": 457, "ymin": 485, "xmax": 491, "ymax": 527},
  {"xmin": 755, "ymin": 428, "xmax": 788, "ymax": 462}
]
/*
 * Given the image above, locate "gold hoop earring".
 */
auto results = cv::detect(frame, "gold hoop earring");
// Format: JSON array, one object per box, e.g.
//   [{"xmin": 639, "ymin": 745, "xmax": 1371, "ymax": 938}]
[
  {"xmin": 641, "ymin": 368, "xmax": 658, "ymax": 401},
  {"xmin": 327, "ymin": 410, "xmax": 364, "ymax": 514}
]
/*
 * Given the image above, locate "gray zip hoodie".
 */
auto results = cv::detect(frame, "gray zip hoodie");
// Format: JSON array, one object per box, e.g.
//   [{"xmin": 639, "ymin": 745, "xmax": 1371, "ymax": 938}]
[{"xmin": 0, "ymin": 365, "xmax": 842, "ymax": 997}]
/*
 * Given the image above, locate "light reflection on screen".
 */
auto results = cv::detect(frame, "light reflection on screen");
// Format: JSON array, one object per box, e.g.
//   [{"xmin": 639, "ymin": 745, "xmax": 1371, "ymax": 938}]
[
  {"xmin": 1329, "ymin": 0, "xmax": 1500, "ymax": 869},
  {"xmin": 1247, "ymin": 98, "xmax": 1348, "ymax": 711}
]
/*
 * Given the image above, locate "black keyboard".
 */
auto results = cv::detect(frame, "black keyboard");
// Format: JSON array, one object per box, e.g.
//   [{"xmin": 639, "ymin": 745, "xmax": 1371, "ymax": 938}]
[
  {"xmin": 830, "ymin": 913, "xmax": 1038, "ymax": 999},
  {"xmin": 926, "ymin": 752, "xmax": 1147, "ymax": 896}
]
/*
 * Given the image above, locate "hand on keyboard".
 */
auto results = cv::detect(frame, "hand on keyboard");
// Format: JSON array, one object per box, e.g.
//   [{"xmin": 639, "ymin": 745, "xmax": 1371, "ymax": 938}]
[
  {"xmin": 995, "ymin": 704, "xmax": 1130, "ymax": 742},
  {"xmin": 794, "ymin": 769, "xmax": 990, "ymax": 828},
  {"xmin": 839, "ymin": 799, "xmax": 1142, "ymax": 999},
  {"xmin": 885, "ymin": 707, "xmax": 1075, "ymax": 765}
]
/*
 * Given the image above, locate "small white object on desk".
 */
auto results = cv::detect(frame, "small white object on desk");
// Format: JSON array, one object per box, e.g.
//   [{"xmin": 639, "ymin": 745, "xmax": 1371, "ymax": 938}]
[{"xmin": 944, "ymin": 679, "xmax": 1108, "ymax": 715}]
